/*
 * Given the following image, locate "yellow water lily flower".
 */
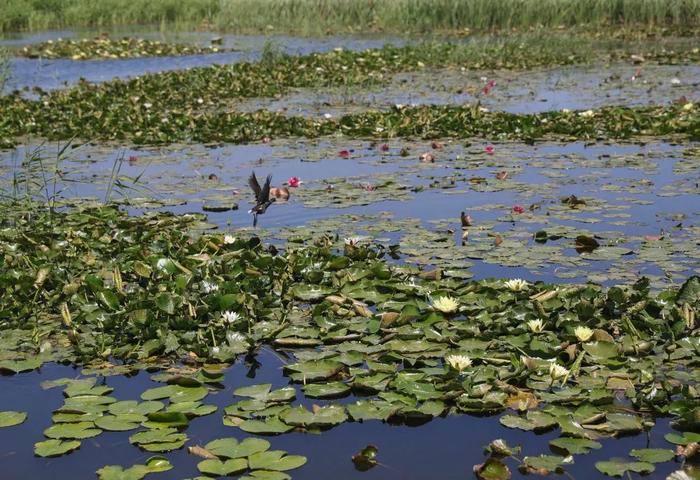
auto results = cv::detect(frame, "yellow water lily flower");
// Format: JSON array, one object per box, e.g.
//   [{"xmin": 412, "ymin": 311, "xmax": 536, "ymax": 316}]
[
  {"xmin": 549, "ymin": 362, "xmax": 569, "ymax": 380},
  {"xmin": 445, "ymin": 354, "xmax": 472, "ymax": 372},
  {"xmin": 527, "ymin": 319, "xmax": 544, "ymax": 333},
  {"xmin": 574, "ymin": 326, "xmax": 594, "ymax": 342},
  {"xmin": 432, "ymin": 295, "xmax": 459, "ymax": 313},
  {"xmin": 504, "ymin": 278, "xmax": 528, "ymax": 291}
]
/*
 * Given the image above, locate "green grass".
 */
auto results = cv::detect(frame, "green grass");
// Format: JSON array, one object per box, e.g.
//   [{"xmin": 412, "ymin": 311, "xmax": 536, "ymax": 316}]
[{"xmin": 2, "ymin": 0, "xmax": 700, "ymax": 34}]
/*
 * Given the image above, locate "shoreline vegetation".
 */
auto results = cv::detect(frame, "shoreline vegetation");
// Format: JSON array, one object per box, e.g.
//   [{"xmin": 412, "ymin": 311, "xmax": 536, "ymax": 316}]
[{"xmin": 3, "ymin": 0, "xmax": 700, "ymax": 35}]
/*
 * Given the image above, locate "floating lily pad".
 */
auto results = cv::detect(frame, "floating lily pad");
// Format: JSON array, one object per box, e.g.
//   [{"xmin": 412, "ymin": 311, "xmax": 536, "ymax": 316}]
[
  {"xmin": 595, "ymin": 459, "xmax": 655, "ymax": 477},
  {"xmin": 0, "ymin": 411, "xmax": 27, "ymax": 428},
  {"xmin": 34, "ymin": 439, "xmax": 81, "ymax": 457}
]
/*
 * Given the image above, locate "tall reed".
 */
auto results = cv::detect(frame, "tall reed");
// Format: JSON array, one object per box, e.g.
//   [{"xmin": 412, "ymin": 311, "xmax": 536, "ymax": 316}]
[{"xmin": 2, "ymin": 0, "xmax": 700, "ymax": 34}]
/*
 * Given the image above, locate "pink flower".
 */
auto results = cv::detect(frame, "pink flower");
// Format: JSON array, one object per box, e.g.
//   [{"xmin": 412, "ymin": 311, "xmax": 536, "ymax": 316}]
[
  {"xmin": 339, "ymin": 149, "xmax": 350, "ymax": 158},
  {"xmin": 485, "ymin": 145, "xmax": 494, "ymax": 155},
  {"xmin": 512, "ymin": 205, "xmax": 525, "ymax": 214},
  {"xmin": 362, "ymin": 183, "xmax": 376, "ymax": 191},
  {"xmin": 287, "ymin": 176, "xmax": 301, "ymax": 188},
  {"xmin": 261, "ymin": 136, "xmax": 271, "ymax": 143},
  {"xmin": 128, "ymin": 155, "xmax": 139, "ymax": 163},
  {"xmin": 380, "ymin": 143, "xmax": 390, "ymax": 152},
  {"xmin": 482, "ymin": 80, "xmax": 496, "ymax": 95}
]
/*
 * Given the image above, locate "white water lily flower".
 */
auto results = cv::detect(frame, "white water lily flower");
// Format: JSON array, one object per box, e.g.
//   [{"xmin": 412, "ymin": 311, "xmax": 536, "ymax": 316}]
[
  {"xmin": 549, "ymin": 362, "xmax": 569, "ymax": 380},
  {"xmin": 211, "ymin": 346, "xmax": 220, "ymax": 354},
  {"xmin": 344, "ymin": 237, "xmax": 364, "ymax": 246},
  {"xmin": 223, "ymin": 235, "xmax": 236, "ymax": 244},
  {"xmin": 561, "ymin": 108, "xmax": 571, "ymax": 113},
  {"xmin": 221, "ymin": 311, "xmax": 240, "ymax": 324},
  {"xmin": 445, "ymin": 354, "xmax": 472, "ymax": 372},
  {"xmin": 227, "ymin": 332, "xmax": 248, "ymax": 343},
  {"xmin": 671, "ymin": 77, "xmax": 681, "ymax": 85},
  {"xmin": 504, "ymin": 278, "xmax": 528, "ymax": 292},
  {"xmin": 432, "ymin": 295, "xmax": 459, "ymax": 313},
  {"xmin": 323, "ymin": 113, "xmax": 332, "ymax": 119},
  {"xmin": 143, "ymin": 102, "xmax": 152, "ymax": 109},
  {"xmin": 574, "ymin": 326, "xmax": 594, "ymax": 342},
  {"xmin": 527, "ymin": 319, "xmax": 545, "ymax": 333},
  {"xmin": 156, "ymin": 258, "xmax": 169, "ymax": 271},
  {"xmin": 579, "ymin": 110, "xmax": 594, "ymax": 118},
  {"xmin": 201, "ymin": 281, "xmax": 219, "ymax": 293}
]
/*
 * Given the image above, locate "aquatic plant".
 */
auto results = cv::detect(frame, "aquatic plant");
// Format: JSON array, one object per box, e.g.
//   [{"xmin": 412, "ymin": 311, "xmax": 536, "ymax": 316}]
[{"xmin": 17, "ymin": 36, "xmax": 223, "ymax": 60}]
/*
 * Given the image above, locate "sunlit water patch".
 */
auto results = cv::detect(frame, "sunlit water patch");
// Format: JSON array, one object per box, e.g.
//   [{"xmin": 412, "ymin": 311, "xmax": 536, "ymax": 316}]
[
  {"xmin": 236, "ymin": 63, "xmax": 700, "ymax": 116},
  {"xmin": 0, "ymin": 352, "xmax": 682, "ymax": 480},
  {"xmin": 2, "ymin": 139, "xmax": 698, "ymax": 288}
]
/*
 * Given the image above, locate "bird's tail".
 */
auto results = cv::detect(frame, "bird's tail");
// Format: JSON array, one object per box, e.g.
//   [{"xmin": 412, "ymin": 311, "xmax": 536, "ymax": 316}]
[{"xmin": 253, "ymin": 213, "xmax": 258, "ymax": 228}]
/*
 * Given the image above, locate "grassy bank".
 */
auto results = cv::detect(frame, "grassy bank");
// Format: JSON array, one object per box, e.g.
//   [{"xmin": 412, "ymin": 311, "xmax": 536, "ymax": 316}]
[{"xmin": 3, "ymin": 0, "xmax": 700, "ymax": 35}]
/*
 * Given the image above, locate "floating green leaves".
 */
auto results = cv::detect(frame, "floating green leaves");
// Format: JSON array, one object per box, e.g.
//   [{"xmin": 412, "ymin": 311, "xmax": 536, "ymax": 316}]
[
  {"xmin": 44, "ymin": 421, "xmax": 102, "ymax": 439},
  {"xmin": 18, "ymin": 37, "xmax": 223, "ymax": 60},
  {"xmin": 34, "ymin": 439, "xmax": 81, "ymax": 457},
  {"xmin": 0, "ymin": 411, "xmax": 27, "ymax": 428},
  {"xmin": 129, "ymin": 428, "xmax": 188, "ymax": 452},
  {"xmin": 595, "ymin": 458, "xmax": 655, "ymax": 477},
  {"xmin": 97, "ymin": 457, "xmax": 173, "ymax": 480}
]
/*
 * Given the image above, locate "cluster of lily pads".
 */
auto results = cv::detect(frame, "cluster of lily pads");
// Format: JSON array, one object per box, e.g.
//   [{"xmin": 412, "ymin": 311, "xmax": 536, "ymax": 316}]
[
  {"xmin": 3, "ymin": 370, "xmax": 307, "ymax": 479},
  {"xmin": 1, "ymin": 40, "xmax": 699, "ymax": 146},
  {"xmin": 16, "ymin": 36, "xmax": 223, "ymax": 60},
  {"xmin": 0, "ymin": 204, "xmax": 698, "ymax": 477}
]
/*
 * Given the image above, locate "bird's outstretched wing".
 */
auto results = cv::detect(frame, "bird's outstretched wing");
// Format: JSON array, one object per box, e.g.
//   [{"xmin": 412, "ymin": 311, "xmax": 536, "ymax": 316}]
[
  {"xmin": 260, "ymin": 174, "xmax": 272, "ymax": 203},
  {"xmin": 248, "ymin": 172, "xmax": 261, "ymax": 201}
]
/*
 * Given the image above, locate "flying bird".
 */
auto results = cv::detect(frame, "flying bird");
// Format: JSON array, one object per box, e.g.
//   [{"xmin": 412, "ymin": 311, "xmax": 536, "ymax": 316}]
[{"xmin": 248, "ymin": 172, "xmax": 275, "ymax": 227}]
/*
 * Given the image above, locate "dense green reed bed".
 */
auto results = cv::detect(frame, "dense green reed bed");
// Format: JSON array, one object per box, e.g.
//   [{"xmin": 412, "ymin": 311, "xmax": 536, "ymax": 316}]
[{"xmin": 3, "ymin": 0, "xmax": 700, "ymax": 35}]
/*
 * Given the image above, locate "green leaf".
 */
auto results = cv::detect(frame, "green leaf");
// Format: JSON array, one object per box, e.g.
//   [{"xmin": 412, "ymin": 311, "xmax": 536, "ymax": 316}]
[
  {"xmin": 34, "ymin": 439, "xmax": 81, "ymax": 457},
  {"xmin": 236, "ymin": 417, "xmax": 295, "ymax": 434},
  {"xmin": 629, "ymin": 448, "xmax": 675, "ymax": 463},
  {"xmin": 109, "ymin": 401, "xmax": 164, "ymax": 416},
  {"xmin": 144, "ymin": 412, "xmax": 189, "ymax": 428},
  {"xmin": 474, "ymin": 458, "xmax": 511, "ymax": 480},
  {"xmin": 197, "ymin": 458, "xmax": 248, "ymax": 476},
  {"xmin": 44, "ymin": 421, "xmax": 102, "ymax": 439},
  {"xmin": 279, "ymin": 404, "xmax": 348, "ymax": 428},
  {"xmin": 205, "ymin": 437, "xmax": 270, "ymax": 459},
  {"xmin": 549, "ymin": 437, "xmax": 602, "ymax": 454},
  {"xmin": 0, "ymin": 411, "xmax": 27, "ymax": 428},
  {"xmin": 248, "ymin": 451, "xmax": 307, "ymax": 471},
  {"xmin": 595, "ymin": 459, "xmax": 654, "ymax": 477},
  {"xmin": 94, "ymin": 414, "xmax": 142, "ymax": 431}
]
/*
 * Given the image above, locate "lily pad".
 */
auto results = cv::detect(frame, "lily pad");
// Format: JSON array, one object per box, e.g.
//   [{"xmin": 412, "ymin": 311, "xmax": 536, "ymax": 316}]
[
  {"xmin": 595, "ymin": 458, "xmax": 655, "ymax": 477},
  {"xmin": 0, "ymin": 411, "xmax": 27, "ymax": 428},
  {"xmin": 34, "ymin": 439, "xmax": 81, "ymax": 457}
]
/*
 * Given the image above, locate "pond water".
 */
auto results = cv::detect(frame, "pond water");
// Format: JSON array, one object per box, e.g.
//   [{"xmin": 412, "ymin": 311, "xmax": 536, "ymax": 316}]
[
  {"xmin": 2, "ymin": 138, "xmax": 698, "ymax": 289},
  {"xmin": 1, "ymin": 30, "xmax": 403, "ymax": 94},
  {"xmin": 1, "ymin": 30, "xmax": 699, "ymax": 480},
  {"xmin": 0, "ymin": 352, "xmax": 680, "ymax": 480}
]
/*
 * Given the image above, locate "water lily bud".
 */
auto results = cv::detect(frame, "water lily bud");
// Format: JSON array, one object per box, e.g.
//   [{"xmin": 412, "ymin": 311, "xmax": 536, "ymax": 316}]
[{"xmin": 549, "ymin": 362, "xmax": 569, "ymax": 380}]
